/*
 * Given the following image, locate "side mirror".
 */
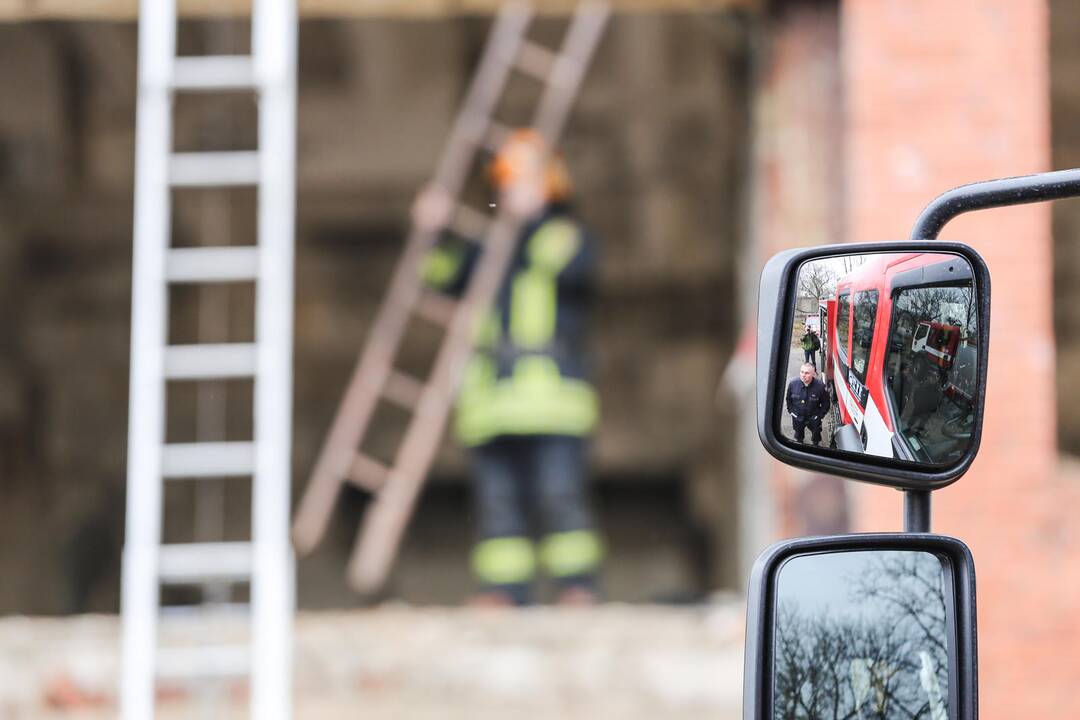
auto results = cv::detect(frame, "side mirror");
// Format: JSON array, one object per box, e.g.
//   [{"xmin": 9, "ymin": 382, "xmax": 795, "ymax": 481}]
[
  {"xmin": 757, "ymin": 242, "xmax": 991, "ymax": 489},
  {"xmin": 743, "ymin": 534, "xmax": 978, "ymax": 720}
]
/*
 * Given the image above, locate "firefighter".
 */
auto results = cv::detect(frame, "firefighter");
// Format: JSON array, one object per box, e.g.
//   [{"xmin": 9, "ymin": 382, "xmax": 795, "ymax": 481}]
[
  {"xmin": 413, "ymin": 129, "xmax": 603, "ymax": 606},
  {"xmin": 801, "ymin": 325, "xmax": 821, "ymax": 369},
  {"xmin": 786, "ymin": 362, "xmax": 830, "ymax": 446}
]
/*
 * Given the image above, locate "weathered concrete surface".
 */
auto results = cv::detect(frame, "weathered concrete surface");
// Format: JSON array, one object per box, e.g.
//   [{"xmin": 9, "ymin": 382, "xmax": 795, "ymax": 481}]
[
  {"xmin": 0, "ymin": 13, "xmax": 753, "ymax": 614},
  {"xmin": 0, "ymin": 603, "xmax": 745, "ymax": 719}
]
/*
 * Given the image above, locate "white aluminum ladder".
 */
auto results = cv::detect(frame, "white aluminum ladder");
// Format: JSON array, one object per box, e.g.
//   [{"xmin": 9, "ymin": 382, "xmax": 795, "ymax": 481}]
[{"xmin": 121, "ymin": 1, "xmax": 297, "ymax": 718}]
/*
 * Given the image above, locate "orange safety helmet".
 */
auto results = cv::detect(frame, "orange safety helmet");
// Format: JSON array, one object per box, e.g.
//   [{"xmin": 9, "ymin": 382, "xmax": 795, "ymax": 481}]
[{"xmin": 487, "ymin": 128, "xmax": 573, "ymax": 202}]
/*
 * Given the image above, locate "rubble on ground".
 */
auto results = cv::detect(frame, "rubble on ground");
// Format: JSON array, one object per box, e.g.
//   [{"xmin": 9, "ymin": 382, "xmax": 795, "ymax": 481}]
[{"xmin": 0, "ymin": 601, "xmax": 744, "ymax": 719}]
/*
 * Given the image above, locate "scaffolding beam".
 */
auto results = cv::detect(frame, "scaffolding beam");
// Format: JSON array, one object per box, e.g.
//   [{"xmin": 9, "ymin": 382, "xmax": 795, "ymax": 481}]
[{"xmin": 0, "ymin": 0, "xmax": 758, "ymax": 23}]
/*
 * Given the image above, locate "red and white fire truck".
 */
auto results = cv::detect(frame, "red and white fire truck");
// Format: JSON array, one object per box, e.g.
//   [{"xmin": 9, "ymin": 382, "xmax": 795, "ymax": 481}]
[{"xmin": 819, "ymin": 253, "xmax": 978, "ymax": 464}]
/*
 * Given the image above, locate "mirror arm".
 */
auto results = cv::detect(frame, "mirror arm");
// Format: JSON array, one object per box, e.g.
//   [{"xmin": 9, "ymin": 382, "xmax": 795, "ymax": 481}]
[
  {"xmin": 910, "ymin": 167, "xmax": 1080, "ymax": 240},
  {"xmin": 903, "ymin": 168, "xmax": 1080, "ymax": 532},
  {"xmin": 903, "ymin": 489, "xmax": 931, "ymax": 532}
]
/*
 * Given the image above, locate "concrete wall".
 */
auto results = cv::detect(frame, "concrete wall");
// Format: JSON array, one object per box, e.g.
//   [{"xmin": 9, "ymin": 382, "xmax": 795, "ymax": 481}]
[
  {"xmin": 0, "ymin": 13, "xmax": 754, "ymax": 613},
  {"xmin": 0, "ymin": 604, "xmax": 745, "ymax": 718}
]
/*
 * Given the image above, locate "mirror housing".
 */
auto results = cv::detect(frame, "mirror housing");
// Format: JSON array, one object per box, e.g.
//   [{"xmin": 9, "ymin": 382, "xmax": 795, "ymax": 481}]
[
  {"xmin": 757, "ymin": 242, "xmax": 991, "ymax": 490},
  {"xmin": 743, "ymin": 533, "xmax": 978, "ymax": 720}
]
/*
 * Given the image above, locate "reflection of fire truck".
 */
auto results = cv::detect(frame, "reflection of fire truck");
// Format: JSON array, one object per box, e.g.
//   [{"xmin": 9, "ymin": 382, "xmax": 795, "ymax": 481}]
[
  {"xmin": 821, "ymin": 253, "xmax": 976, "ymax": 463},
  {"xmin": 911, "ymin": 321, "xmax": 960, "ymax": 369},
  {"xmin": 818, "ymin": 300, "xmax": 835, "ymax": 385}
]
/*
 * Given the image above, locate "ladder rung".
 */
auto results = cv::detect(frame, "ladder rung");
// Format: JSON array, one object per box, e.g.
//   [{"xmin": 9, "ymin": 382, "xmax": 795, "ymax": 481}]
[
  {"xmin": 160, "ymin": 602, "xmax": 251, "ymax": 619},
  {"xmin": 162, "ymin": 442, "xmax": 255, "ymax": 478},
  {"xmin": 348, "ymin": 453, "xmax": 390, "ymax": 492},
  {"xmin": 383, "ymin": 371, "xmax": 424, "ymax": 410},
  {"xmin": 515, "ymin": 40, "xmax": 558, "ymax": 80},
  {"xmin": 172, "ymin": 56, "xmax": 257, "ymax": 91},
  {"xmin": 170, "ymin": 151, "xmax": 260, "ymax": 187},
  {"xmin": 450, "ymin": 204, "xmax": 492, "ymax": 241},
  {"xmin": 166, "ymin": 247, "xmax": 259, "ymax": 283},
  {"xmin": 157, "ymin": 645, "xmax": 250, "ymax": 680},
  {"xmin": 415, "ymin": 291, "xmax": 458, "ymax": 326},
  {"xmin": 164, "ymin": 343, "xmax": 257, "ymax": 380},
  {"xmin": 158, "ymin": 542, "xmax": 253, "ymax": 584}
]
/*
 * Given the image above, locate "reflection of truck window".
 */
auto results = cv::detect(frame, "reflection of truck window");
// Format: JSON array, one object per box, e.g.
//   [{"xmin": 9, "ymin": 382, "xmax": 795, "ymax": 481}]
[
  {"xmin": 819, "ymin": 306, "xmax": 829, "ymax": 381},
  {"xmin": 836, "ymin": 291, "xmax": 851, "ymax": 365},
  {"xmin": 887, "ymin": 312, "xmax": 915, "ymax": 388},
  {"xmin": 912, "ymin": 322, "xmax": 929, "ymax": 351},
  {"xmin": 851, "ymin": 290, "xmax": 878, "ymax": 382},
  {"xmin": 886, "ymin": 283, "xmax": 978, "ymax": 464}
]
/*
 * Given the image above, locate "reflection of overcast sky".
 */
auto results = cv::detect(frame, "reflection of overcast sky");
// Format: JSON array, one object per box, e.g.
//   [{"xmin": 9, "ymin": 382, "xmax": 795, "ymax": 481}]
[
  {"xmin": 801, "ymin": 256, "xmax": 855, "ymax": 280},
  {"xmin": 777, "ymin": 550, "xmax": 942, "ymax": 623},
  {"xmin": 798, "ymin": 251, "xmax": 972, "ymax": 292}
]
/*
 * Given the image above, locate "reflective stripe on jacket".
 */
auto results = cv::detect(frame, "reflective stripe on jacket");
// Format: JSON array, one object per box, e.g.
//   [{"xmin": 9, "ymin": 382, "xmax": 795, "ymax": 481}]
[
  {"xmin": 471, "ymin": 529, "xmax": 604, "ymax": 585},
  {"xmin": 424, "ymin": 205, "xmax": 599, "ymax": 447}
]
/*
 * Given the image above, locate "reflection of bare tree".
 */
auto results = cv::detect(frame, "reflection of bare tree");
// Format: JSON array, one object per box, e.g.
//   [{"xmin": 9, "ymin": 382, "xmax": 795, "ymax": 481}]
[
  {"xmin": 896, "ymin": 284, "xmax": 976, "ymax": 341},
  {"xmin": 800, "ymin": 262, "xmax": 839, "ymax": 308},
  {"xmin": 852, "ymin": 554, "xmax": 948, "ymax": 661},
  {"xmin": 841, "ymin": 254, "xmax": 868, "ymax": 274},
  {"xmin": 773, "ymin": 554, "xmax": 949, "ymax": 720},
  {"xmin": 775, "ymin": 605, "xmax": 859, "ymax": 720}
]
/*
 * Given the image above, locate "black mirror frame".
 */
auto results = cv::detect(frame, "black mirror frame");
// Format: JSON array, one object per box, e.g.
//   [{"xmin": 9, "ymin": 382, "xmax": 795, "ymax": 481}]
[
  {"xmin": 757, "ymin": 241, "xmax": 991, "ymax": 490},
  {"xmin": 743, "ymin": 533, "xmax": 978, "ymax": 720}
]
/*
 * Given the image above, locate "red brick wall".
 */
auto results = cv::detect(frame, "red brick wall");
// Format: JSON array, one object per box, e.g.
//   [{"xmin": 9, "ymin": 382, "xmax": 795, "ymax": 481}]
[{"xmin": 842, "ymin": 1, "xmax": 1080, "ymax": 715}]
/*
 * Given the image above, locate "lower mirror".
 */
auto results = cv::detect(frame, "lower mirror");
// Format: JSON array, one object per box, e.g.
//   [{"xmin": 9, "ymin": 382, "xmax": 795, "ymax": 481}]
[
  {"xmin": 744, "ymin": 535, "xmax": 977, "ymax": 720},
  {"xmin": 777, "ymin": 551, "xmax": 949, "ymax": 719}
]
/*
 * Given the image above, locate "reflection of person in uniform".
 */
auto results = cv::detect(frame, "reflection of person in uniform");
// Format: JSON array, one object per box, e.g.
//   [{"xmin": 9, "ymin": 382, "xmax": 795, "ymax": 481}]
[
  {"xmin": 801, "ymin": 326, "xmax": 821, "ymax": 369},
  {"xmin": 786, "ymin": 363, "xmax": 830, "ymax": 446}
]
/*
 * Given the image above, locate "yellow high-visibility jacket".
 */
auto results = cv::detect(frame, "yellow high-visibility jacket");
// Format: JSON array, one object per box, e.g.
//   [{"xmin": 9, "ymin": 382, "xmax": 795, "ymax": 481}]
[{"xmin": 422, "ymin": 204, "xmax": 599, "ymax": 447}]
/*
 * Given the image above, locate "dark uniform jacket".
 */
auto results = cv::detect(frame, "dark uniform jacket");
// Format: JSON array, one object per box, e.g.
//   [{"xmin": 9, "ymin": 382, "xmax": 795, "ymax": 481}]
[
  {"xmin": 786, "ymin": 377, "xmax": 830, "ymax": 420},
  {"xmin": 422, "ymin": 202, "xmax": 598, "ymax": 446}
]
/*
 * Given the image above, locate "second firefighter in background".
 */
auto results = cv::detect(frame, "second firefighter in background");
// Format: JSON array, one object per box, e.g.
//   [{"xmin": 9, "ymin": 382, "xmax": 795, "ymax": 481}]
[{"xmin": 414, "ymin": 129, "xmax": 603, "ymax": 606}]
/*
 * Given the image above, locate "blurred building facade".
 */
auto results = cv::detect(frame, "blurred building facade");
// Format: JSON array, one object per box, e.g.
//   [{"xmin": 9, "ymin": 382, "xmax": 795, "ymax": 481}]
[
  {"xmin": 2, "ymin": 0, "xmax": 1080, "ymax": 716},
  {"xmin": 0, "ymin": 9, "xmax": 753, "ymax": 613}
]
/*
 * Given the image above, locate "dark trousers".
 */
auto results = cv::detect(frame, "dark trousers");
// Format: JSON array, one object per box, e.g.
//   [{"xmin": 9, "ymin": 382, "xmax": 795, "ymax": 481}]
[
  {"xmin": 471, "ymin": 435, "xmax": 597, "ymax": 601},
  {"xmin": 804, "ymin": 349, "xmax": 816, "ymax": 368},
  {"xmin": 792, "ymin": 414, "xmax": 823, "ymax": 444}
]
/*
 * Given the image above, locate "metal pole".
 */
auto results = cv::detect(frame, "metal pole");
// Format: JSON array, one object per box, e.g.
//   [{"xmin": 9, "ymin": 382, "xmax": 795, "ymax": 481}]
[
  {"xmin": 910, "ymin": 168, "xmax": 1080, "ymax": 241},
  {"xmin": 252, "ymin": 0, "xmax": 297, "ymax": 717},
  {"xmin": 904, "ymin": 167, "xmax": 1080, "ymax": 532},
  {"xmin": 903, "ymin": 490, "xmax": 931, "ymax": 533},
  {"xmin": 122, "ymin": 0, "xmax": 175, "ymax": 716}
]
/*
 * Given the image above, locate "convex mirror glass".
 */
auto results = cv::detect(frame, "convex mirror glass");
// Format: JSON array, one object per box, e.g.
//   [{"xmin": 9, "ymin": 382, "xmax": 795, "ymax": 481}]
[
  {"xmin": 743, "ymin": 535, "xmax": 977, "ymax": 720},
  {"xmin": 782, "ymin": 252, "xmax": 979, "ymax": 467},
  {"xmin": 774, "ymin": 551, "xmax": 950, "ymax": 719}
]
